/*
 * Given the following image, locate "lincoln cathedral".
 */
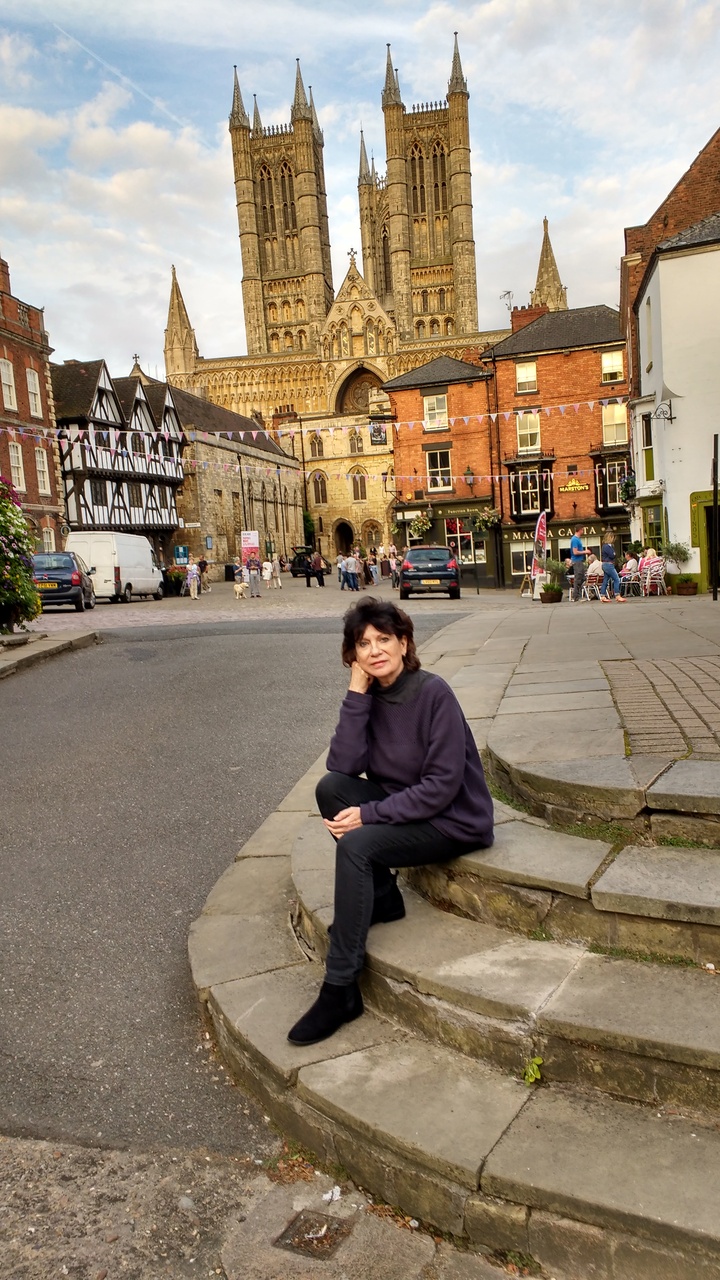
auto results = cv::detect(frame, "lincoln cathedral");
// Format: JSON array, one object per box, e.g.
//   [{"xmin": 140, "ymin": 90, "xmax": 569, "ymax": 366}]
[{"xmin": 162, "ymin": 39, "xmax": 536, "ymax": 553}]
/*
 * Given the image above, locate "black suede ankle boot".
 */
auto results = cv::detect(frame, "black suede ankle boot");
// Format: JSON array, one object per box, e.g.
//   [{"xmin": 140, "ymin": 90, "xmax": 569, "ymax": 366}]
[{"xmin": 287, "ymin": 979, "xmax": 364, "ymax": 1046}]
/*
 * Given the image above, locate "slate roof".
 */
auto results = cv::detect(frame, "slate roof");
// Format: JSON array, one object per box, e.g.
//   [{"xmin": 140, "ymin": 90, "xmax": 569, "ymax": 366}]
[
  {"xmin": 482, "ymin": 306, "xmax": 623, "ymax": 360},
  {"xmin": 51, "ymin": 360, "xmax": 106, "ymax": 421},
  {"xmin": 658, "ymin": 212, "xmax": 720, "ymax": 252},
  {"xmin": 161, "ymin": 382, "xmax": 289, "ymax": 459},
  {"xmin": 113, "ymin": 376, "xmax": 150, "ymax": 424},
  {"xmin": 383, "ymin": 355, "xmax": 490, "ymax": 391}
]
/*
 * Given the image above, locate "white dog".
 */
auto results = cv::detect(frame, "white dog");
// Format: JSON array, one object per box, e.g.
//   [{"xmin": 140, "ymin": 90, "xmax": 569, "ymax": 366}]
[{"xmin": 233, "ymin": 579, "xmax": 247, "ymax": 600}]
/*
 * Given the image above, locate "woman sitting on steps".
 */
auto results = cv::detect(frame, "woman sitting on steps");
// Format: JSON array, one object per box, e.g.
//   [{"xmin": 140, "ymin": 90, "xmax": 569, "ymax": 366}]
[{"xmin": 288, "ymin": 597, "xmax": 495, "ymax": 1047}]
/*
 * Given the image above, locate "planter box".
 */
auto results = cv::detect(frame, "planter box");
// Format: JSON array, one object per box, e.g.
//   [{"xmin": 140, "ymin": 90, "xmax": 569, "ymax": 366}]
[{"xmin": 540, "ymin": 590, "xmax": 563, "ymax": 604}]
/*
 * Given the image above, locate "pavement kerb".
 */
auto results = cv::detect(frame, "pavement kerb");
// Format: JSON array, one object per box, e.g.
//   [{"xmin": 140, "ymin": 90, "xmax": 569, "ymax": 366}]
[
  {"xmin": 0, "ymin": 629, "xmax": 100, "ymax": 678},
  {"xmin": 188, "ymin": 614, "xmax": 720, "ymax": 1275}
]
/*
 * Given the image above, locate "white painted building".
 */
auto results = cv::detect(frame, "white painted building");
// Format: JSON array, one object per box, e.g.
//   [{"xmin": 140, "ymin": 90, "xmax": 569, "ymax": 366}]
[{"xmin": 630, "ymin": 213, "xmax": 720, "ymax": 586}]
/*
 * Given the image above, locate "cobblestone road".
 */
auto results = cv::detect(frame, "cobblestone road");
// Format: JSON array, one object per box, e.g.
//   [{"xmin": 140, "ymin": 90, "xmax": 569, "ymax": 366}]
[{"xmin": 604, "ymin": 656, "xmax": 720, "ymax": 757}]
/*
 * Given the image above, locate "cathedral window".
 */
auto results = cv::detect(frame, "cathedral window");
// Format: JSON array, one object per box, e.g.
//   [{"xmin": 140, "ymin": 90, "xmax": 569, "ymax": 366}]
[
  {"xmin": 259, "ymin": 166, "xmax": 276, "ymax": 234},
  {"xmin": 340, "ymin": 324, "xmax": 349, "ymax": 356},
  {"xmin": 366, "ymin": 323, "xmax": 376, "ymax": 355},
  {"xmin": 349, "ymin": 430, "xmax": 364, "ymax": 454},
  {"xmin": 280, "ymin": 163, "xmax": 297, "ymax": 232},
  {"xmin": 410, "ymin": 145, "xmax": 426, "ymax": 215},
  {"xmin": 312, "ymin": 471, "xmax": 328, "ymax": 504},
  {"xmin": 438, "ymin": 288, "xmax": 446, "ymax": 312},
  {"xmin": 421, "ymin": 290, "xmax": 429, "ymax": 313},
  {"xmin": 350, "ymin": 468, "xmax": 367, "ymax": 502},
  {"xmin": 296, "ymin": 299, "xmax": 305, "ymax": 320},
  {"xmin": 310, "ymin": 433, "xmax": 324, "ymax": 459},
  {"xmin": 270, "ymin": 332, "xmax": 280, "ymax": 352},
  {"xmin": 283, "ymin": 301, "xmax": 291, "ymax": 321},
  {"xmin": 268, "ymin": 304, "xmax": 278, "ymax": 323},
  {"xmin": 298, "ymin": 330, "xmax": 307, "ymax": 350},
  {"xmin": 432, "ymin": 144, "xmax": 447, "ymax": 212},
  {"xmin": 381, "ymin": 227, "xmax": 392, "ymax": 296},
  {"xmin": 284, "ymin": 331, "xmax": 293, "ymax": 350}
]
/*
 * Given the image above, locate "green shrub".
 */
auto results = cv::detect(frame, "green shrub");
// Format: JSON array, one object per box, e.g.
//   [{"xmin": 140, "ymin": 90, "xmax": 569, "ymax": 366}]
[{"xmin": 0, "ymin": 475, "xmax": 41, "ymax": 633}]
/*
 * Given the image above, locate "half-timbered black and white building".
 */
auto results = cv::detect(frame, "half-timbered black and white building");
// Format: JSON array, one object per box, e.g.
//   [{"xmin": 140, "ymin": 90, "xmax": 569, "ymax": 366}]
[{"xmin": 51, "ymin": 360, "xmax": 184, "ymax": 560}]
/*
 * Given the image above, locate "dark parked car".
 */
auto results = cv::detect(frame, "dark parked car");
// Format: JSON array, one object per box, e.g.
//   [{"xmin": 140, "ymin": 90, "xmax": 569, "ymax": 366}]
[
  {"xmin": 289, "ymin": 547, "xmax": 331, "ymax": 577},
  {"xmin": 399, "ymin": 545, "xmax": 461, "ymax": 600},
  {"xmin": 32, "ymin": 551, "xmax": 96, "ymax": 612}
]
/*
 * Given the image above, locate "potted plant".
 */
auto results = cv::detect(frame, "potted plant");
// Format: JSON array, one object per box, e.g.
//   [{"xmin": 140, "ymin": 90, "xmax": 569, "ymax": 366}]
[
  {"xmin": 539, "ymin": 558, "xmax": 567, "ymax": 604},
  {"xmin": 661, "ymin": 540, "xmax": 697, "ymax": 594}
]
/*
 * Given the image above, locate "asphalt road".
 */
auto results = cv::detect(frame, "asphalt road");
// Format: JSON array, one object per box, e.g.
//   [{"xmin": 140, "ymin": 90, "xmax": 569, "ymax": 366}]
[{"xmin": 0, "ymin": 611, "xmax": 454, "ymax": 1159}]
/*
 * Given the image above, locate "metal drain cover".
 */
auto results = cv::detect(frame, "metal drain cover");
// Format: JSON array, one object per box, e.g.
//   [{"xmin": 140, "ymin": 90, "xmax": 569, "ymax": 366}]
[{"xmin": 273, "ymin": 1208, "xmax": 353, "ymax": 1258}]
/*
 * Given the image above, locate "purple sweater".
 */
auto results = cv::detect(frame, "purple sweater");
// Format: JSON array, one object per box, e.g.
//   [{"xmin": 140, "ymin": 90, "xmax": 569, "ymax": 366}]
[{"xmin": 326, "ymin": 668, "xmax": 494, "ymax": 845}]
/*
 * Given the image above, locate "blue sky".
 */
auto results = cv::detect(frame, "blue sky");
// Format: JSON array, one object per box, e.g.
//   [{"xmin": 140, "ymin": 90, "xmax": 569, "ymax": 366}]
[{"xmin": 1, "ymin": 0, "xmax": 719, "ymax": 377}]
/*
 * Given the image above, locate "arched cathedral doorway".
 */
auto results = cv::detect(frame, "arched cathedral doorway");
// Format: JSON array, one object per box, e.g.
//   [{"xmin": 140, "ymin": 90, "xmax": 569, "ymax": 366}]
[
  {"xmin": 334, "ymin": 520, "xmax": 354, "ymax": 553},
  {"xmin": 337, "ymin": 366, "xmax": 382, "ymax": 414}
]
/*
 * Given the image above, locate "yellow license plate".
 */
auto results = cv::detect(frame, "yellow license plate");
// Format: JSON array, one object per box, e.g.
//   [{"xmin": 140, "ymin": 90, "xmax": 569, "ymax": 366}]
[
  {"xmin": 421, "ymin": 578, "xmax": 441, "ymax": 585},
  {"xmin": 37, "ymin": 582, "xmax": 58, "ymax": 589}
]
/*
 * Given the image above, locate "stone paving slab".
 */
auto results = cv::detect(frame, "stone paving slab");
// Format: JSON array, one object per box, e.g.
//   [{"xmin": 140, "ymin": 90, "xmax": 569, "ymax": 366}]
[
  {"xmin": 501, "ymin": 755, "xmax": 644, "ymax": 819},
  {"xmin": 297, "ymin": 1039, "xmax": 529, "ymax": 1190},
  {"xmin": 495, "ymin": 691, "xmax": 614, "ymax": 715},
  {"xmin": 488, "ymin": 709, "xmax": 624, "ymax": 764},
  {"xmin": 189, "ymin": 911, "xmax": 304, "ymax": 995},
  {"xmin": 503, "ymin": 678, "xmax": 609, "ymax": 696},
  {"xmin": 235, "ymin": 809, "xmax": 312, "ymax": 860},
  {"xmin": 482, "ymin": 1089, "xmax": 720, "ymax": 1252},
  {"xmin": 202, "ymin": 856, "xmax": 295, "ymax": 916},
  {"xmin": 210, "ymin": 965, "xmax": 400, "ymax": 1089},
  {"xmin": 647, "ymin": 760, "xmax": 720, "ymax": 815},
  {"xmin": 538, "ymin": 952, "xmax": 720, "ymax": 1069},
  {"xmin": 592, "ymin": 845, "xmax": 720, "ymax": 927},
  {"xmin": 457, "ymin": 821, "xmax": 612, "ymax": 898}
]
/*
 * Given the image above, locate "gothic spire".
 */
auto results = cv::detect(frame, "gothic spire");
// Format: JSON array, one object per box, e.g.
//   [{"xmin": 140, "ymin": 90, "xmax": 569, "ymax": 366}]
[
  {"xmin": 382, "ymin": 44, "xmax": 401, "ymax": 106},
  {"xmin": 309, "ymin": 86, "xmax": 322, "ymax": 140},
  {"xmin": 530, "ymin": 217, "xmax": 568, "ymax": 311},
  {"xmin": 252, "ymin": 94, "xmax": 262, "ymax": 134},
  {"xmin": 448, "ymin": 32, "xmax": 468, "ymax": 95},
  {"xmin": 165, "ymin": 266, "xmax": 198, "ymax": 375},
  {"xmin": 229, "ymin": 65, "xmax": 250, "ymax": 128},
  {"xmin": 291, "ymin": 59, "xmax": 312, "ymax": 121},
  {"xmin": 358, "ymin": 129, "xmax": 372, "ymax": 184}
]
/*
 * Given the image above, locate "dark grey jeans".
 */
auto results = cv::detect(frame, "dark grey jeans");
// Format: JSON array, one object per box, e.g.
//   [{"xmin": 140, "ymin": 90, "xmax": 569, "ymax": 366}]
[{"xmin": 317, "ymin": 771, "xmax": 486, "ymax": 985}]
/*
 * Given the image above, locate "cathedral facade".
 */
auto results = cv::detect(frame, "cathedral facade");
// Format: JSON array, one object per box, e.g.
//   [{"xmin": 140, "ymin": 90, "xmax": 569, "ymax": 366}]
[{"xmin": 164, "ymin": 39, "xmax": 508, "ymax": 555}]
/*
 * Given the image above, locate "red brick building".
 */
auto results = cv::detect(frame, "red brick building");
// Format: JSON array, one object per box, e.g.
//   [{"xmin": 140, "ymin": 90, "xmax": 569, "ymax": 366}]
[
  {"xmin": 0, "ymin": 255, "xmax": 63, "ymax": 549},
  {"xmin": 385, "ymin": 306, "xmax": 630, "ymax": 587},
  {"xmin": 620, "ymin": 126, "xmax": 720, "ymax": 395}
]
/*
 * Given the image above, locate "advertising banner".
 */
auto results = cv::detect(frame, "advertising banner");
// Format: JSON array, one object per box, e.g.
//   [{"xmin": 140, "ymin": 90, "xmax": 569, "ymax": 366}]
[
  {"xmin": 240, "ymin": 530, "xmax": 260, "ymax": 565},
  {"xmin": 531, "ymin": 511, "xmax": 547, "ymax": 580}
]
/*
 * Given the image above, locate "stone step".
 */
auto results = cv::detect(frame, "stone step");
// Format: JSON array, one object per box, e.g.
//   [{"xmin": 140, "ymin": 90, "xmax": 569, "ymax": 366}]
[
  {"xmin": 292, "ymin": 818, "xmax": 720, "ymax": 1112},
  {"xmin": 404, "ymin": 815, "xmax": 720, "ymax": 967},
  {"xmin": 191, "ymin": 816, "xmax": 720, "ymax": 1278}
]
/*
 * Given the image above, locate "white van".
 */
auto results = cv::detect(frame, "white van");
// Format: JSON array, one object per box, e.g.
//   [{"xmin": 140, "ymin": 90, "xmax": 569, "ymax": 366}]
[{"xmin": 64, "ymin": 532, "xmax": 165, "ymax": 603}]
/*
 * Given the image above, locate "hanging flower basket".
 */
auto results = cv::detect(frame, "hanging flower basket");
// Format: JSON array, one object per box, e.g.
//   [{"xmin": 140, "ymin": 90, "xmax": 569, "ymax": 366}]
[
  {"xmin": 408, "ymin": 512, "xmax": 432, "ymax": 540},
  {"xmin": 474, "ymin": 507, "xmax": 501, "ymax": 533},
  {"xmin": 0, "ymin": 475, "xmax": 41, "ymax": 634},
  {"xmin": 619, "ymin": 475, "xmax": 637, "ymax": 504}
]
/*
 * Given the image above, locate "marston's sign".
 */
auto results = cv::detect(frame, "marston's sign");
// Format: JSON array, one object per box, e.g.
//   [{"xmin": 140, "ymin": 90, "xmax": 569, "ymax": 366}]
[{"xmin": 558, "ymin": 478, "xmax": 591, "ymax": 493}]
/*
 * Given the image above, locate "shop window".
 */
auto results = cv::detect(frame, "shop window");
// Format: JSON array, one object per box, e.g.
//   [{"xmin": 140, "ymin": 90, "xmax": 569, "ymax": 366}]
[
  {"xmin": 510, "ymin": 541, "xmax": 535, "ymax": 575},
  {"xmin": 605, "ymin": 460, "xmax": 628, "ymax": 506},
  {"xmin": 644, "ymin": 504, "xmax": 663, "ymax": 546}
]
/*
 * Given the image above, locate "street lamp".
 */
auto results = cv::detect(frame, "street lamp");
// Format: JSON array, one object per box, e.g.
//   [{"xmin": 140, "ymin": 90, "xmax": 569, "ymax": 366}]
[{"xmin": 464, "ymin": 465, "xmax": 475, "ymax": 491}]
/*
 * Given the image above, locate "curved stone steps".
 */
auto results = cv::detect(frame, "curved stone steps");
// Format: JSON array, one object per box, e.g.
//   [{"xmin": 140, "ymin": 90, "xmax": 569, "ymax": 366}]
[
  {"xmin": 292, "ymin": 816, "xmax": 720, "ymax": 1115},
  {"xmin": 189, "ymin": 811, "xmax": 720, "ymax": 1279}
]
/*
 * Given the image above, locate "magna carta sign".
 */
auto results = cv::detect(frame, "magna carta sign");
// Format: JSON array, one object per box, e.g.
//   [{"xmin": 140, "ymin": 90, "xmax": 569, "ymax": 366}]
[{"xmin": 558, "ymin": 478, "xmax": 591, "ymax": 493}]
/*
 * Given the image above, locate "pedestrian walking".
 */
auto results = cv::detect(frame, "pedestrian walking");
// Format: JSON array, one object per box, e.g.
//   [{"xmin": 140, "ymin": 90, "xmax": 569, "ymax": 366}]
[
  {"xmin": 312, "ymin": 550, "xmax": 326, "ymax": 586},
  {"xmin": 345, "ymin": 551, "xmax": 360, "ymax": 592},
  {"xmin": 186, "ymin": 556, "xmax": 200, "ymax": 600},
  {"xmin": 369, "ymin": 553, "xmax": 381, "ymax": 586},
  {"xmin": 570, "ymin": 524, "xmax": 591, "ymax": 602},
  {"xmin": 599, "ymin": 531, "xmax": 626, "ymax": 603},
  {"xmin": 389, "ymin": 552, "xmax": 399, "ymax": 589},
  {"xmin": 287, "ymin": 597, "xmax": 494, "ymax": 1046},
  {"xmin": 271, "ymin": 555, "xmax": 283, "ymax": 588},
  {"xmin": 247, "ymin": 553, "xmax": 262, "ymax": 598},
  {"xmin": 336, "ymin": 552, "xmax": 345, "ymax": 584},
  {"xmin": 198, "ymin": 554, "xmax": 211, "ymax": 594},
  {"xmin": 262, "ymin": 558, "xmax": 273, "ymax": 590}
]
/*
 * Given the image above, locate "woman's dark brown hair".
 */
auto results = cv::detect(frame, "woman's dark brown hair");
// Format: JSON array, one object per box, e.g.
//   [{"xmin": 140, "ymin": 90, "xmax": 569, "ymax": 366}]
[{"xmin": 341, "ymin": 596, "xmax": 421, "ymax": 672}]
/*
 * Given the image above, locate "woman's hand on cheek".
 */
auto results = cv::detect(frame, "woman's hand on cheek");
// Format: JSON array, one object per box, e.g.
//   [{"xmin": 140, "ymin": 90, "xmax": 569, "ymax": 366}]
[
  {"xmin": 323, "ymin": 806, "xmax": 363, "ymax": 837},
  {"xmin": 348, "ymin": 661, "xmax": 373, "ymax": 694}
]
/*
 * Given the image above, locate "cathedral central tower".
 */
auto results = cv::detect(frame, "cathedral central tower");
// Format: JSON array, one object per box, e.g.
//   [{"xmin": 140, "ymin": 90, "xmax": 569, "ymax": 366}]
[{"xmin": 229, "ymin": 62, "xmax": 334, "ymax": 357}]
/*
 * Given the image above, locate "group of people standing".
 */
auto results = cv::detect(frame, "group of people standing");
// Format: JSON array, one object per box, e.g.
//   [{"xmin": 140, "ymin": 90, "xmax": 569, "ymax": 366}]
[
  {"xmin": 336, "ymin": 544, "xmax": 400, "ymax": 593},
  {"xmin": 184, "ymin": 555, "xmax": 211, "ymax": 599},
  {"xmin": 233, "ymin": 554, "xmax": 283, "ymax": 598}
]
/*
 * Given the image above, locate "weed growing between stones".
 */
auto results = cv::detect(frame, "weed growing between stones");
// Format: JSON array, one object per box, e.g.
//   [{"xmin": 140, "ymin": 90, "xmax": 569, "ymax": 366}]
[
  {"xmin": 658, "ymin": 835, "xmax": 708, "ymax": 849},
  {"xmin": 522, "ymin": 1056, "xmax": 543, "ymax": 1086},
  {"xmin": 493, "ymin": 1247, "xmax": 545, "ymax": 1276},
  {"xmin": 589, "ymin": 943, "xmax": 698, "ymax": 968},
  {"xmin": 528, "ymin": 926, "xmax": 554, "ymax": 942}
]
